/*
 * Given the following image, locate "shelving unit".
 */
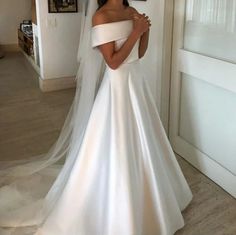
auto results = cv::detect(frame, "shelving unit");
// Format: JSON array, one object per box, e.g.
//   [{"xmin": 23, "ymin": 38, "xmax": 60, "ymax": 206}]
[{"xmin": 18, "ymin": 29, "xmax": 34, "ymax": 58}]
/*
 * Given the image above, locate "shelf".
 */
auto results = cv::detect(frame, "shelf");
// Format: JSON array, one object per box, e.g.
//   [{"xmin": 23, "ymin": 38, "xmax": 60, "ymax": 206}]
[{"xmin": 18, "ymin": 29, "xmax": 34, "ymax": 56}]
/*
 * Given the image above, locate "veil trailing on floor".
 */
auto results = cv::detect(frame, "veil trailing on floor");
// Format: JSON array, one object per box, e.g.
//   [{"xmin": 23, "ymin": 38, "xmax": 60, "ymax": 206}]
[{"xmin": 0, "ymin": 0, "xmax": 105, "ymax": 232}]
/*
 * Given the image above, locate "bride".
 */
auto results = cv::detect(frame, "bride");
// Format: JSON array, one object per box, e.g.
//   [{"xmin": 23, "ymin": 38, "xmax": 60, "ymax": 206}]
[{"xmin": 0, "ymin": 0, "xmax": 193, "ymax": 234}]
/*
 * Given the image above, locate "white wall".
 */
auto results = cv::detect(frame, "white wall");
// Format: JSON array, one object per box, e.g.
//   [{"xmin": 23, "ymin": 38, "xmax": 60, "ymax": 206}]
[
  {"xmin": 0, "ymin": 0, "xmax": 32, "ymax": 45},
  {"xmin": 36, "ymin": 0, "xmax": 81, "ymax": 79},
  {"xmin": 131, "ymin": 0, "xmax": 164, "ymax": 111}
]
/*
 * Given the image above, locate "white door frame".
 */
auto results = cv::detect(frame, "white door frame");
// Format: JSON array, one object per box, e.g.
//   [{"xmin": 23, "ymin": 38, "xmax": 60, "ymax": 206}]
[
  {"xmin": 159, "ymin": 0, "xmax": 175, "ymax": 135},
  {"xmin": 166, "ymin": 0, "xmax": 236, "ymax": 198}
]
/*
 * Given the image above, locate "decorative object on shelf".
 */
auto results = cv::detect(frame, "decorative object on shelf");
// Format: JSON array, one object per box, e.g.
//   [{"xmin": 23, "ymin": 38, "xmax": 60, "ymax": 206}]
[
  {"xmin": 20, "ymin": 24, "xmax": 33, "ymax": 37},
  {"xmin": 20, "ymin": 20, "xmax": 33, "ymax": 37},
  {"xmin": 18, "ymin": 29, "xmax": 34, "ymax": 57},
  {"xmin": 48, "ymin": 0, "xmax": 78, "ymax": 13}
]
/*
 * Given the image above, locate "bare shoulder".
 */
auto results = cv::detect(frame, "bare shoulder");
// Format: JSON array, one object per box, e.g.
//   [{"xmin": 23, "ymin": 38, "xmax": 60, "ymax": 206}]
[
  {"xmin": 92, "ymin": 6, "xmax": 140, "ymax": 27},
  {"xmin": 126, "ymin": 6, "xmax": 140, "ymax": 15},
  {"xmin": 92, "ymin": 9, "xmax": 111, "ymax": 27}
]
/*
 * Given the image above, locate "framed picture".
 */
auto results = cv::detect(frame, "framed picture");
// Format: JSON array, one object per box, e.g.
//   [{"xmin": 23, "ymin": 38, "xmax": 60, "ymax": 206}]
[{"xmin": 48, "ymin": 0, "xmax": 78, "ymax": 13}]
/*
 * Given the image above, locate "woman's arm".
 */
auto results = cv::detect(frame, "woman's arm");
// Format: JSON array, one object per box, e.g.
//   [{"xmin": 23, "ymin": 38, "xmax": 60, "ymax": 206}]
[
  {"xmin": 92, "ymin": 13, "xmax": 150, "ymax": 70},
  {"xmin": 139, "ymin": 28, "xmax": 150, "ymax": 58},
  {"xmin": 96, "ymin": 30, "xmax": 141, "ymax": 70},
  {"xmin": 133, "ymin": 13, "xmax": 151, "ymax": 58}
]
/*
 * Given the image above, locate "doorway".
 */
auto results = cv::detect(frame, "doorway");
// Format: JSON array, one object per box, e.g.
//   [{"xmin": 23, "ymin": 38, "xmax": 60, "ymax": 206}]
[{"xmin": 168, "ymin": 0, "xmax": 236, "ymax": 198}]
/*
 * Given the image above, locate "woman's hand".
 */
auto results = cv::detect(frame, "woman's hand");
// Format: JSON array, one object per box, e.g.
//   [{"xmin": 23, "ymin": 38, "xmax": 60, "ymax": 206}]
[{"xmin": 132, "ymin": 13, "xmax": 151, "ymax": 37}]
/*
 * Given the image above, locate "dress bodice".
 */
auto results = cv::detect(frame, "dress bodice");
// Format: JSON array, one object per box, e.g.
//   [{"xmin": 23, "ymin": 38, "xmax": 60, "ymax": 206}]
[{"xmin": 92, "ymin": 20, "xmax": 140, "ymax": 65}]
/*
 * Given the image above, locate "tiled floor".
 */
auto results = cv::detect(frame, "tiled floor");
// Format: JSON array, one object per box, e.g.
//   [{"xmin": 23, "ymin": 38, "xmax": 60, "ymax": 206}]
[{"xmin": 0, "ymin": 52, "xmax": 236, "ymax": 235}]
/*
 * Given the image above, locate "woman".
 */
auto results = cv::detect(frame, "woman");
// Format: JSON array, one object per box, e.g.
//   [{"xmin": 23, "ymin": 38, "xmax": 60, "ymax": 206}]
[
  {"xmin": 36, "ymin": 0, "xmax": 192, "ymax": 234},
  {"xmin": 0, "ymin": 0, "xmax": 193, "ymax": 234}
]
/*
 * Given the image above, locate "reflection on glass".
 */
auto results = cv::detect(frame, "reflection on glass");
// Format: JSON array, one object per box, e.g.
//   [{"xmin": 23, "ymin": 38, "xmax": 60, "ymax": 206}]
[
  {"xmin": 179, "ymin": 73, "xmax": 236, "ymax": 175},
  {"xmin": 184, "ymin": 0, "xmax": 236, "ymax": 63}
]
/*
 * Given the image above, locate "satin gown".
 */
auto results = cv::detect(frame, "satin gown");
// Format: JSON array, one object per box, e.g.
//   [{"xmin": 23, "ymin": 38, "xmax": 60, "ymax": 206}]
[{"xmin": 34, "ymin": 20, "xmax": 193, "ymax": 235}]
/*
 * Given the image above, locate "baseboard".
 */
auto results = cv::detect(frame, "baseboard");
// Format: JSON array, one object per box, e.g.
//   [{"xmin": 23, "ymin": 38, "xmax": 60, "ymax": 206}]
[
  {"xmin": 21, "ymin": 49, "xmax": 40, "ymax": 75},
  {"xmin": 39, "ymin": 76, "xmax": 76, "ymax": 92},
  {"xmin": 0, "ymin": 44, "xmax": 20, "ymax": 52}
]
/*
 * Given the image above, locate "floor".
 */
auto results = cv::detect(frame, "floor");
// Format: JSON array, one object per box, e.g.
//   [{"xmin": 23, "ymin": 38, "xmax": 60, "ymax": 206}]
[
  {"xmin": 0, "ymin": 52, "xmax": 236, "ymax": 235},
  {"xmin": 0, "ymin": 52, "xmax": 75, "ymax": 161}
]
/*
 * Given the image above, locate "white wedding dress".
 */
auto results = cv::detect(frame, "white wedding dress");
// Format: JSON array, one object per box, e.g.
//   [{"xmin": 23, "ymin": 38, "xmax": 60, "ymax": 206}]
[{"xmin": 0, "ymin": 19, "xmax": 193, "ymax": 235}]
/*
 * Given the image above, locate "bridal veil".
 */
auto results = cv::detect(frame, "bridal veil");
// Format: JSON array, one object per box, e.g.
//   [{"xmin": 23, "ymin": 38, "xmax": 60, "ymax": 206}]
[{"xmin": 0, "ymin": 0, "xmax": 105, "ymax": 232}]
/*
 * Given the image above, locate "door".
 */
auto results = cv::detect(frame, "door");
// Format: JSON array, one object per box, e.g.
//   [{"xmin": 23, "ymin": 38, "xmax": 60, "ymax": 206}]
[{"xmin": 170, "ymin": 0, "xmax": 236, "ymax": 198}]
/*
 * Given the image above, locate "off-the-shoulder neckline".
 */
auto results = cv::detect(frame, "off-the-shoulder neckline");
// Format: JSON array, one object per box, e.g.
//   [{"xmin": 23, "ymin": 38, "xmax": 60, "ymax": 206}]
[{"xmin": 92, "ymin": 19, "xmax": 132, "ymax": 29}]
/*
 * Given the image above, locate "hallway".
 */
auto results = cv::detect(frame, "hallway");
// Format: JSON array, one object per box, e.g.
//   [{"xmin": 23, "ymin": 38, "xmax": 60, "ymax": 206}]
[{"xmin": 0, "ymin": 52, "xmax": 235, "ymax": 235}]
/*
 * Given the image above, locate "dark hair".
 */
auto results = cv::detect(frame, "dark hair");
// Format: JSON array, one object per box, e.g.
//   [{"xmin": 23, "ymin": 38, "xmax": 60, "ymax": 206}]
[{"xmin": 97, "ymin": 0, "xmax": 129, "ymax": 9}]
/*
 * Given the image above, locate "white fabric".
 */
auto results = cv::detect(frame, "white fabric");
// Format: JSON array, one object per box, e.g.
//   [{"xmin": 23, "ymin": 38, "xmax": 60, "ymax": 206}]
[
  {"xmin": 92, "ymin": 20, "xmax": 133, "ymax": 47},
  {"xmin": 0, "ymin": 1, "xmax": 193, "ymax": 235},
  {"xmin": 36, "ymin": 20, "xmax": 193, "ymax": 235}
]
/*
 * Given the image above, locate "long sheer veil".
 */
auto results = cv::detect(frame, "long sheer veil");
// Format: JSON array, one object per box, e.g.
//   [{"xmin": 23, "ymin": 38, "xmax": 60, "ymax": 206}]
[{"xmin": 0, "ymin": 0, "xmax": 105, "ymax": 232}]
